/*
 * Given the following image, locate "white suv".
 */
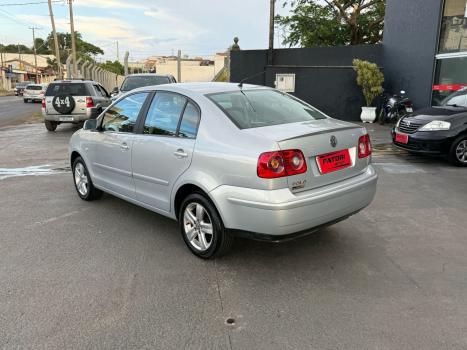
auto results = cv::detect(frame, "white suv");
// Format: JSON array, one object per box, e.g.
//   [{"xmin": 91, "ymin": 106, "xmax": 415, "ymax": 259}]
[{"xmin": 42, "ymin": 80, "xmax": 112, "ymax": 131}]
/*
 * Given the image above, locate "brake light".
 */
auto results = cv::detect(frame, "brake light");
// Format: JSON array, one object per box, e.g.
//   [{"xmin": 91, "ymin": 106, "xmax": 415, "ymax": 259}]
[
  {"xmin": 86, "ymin": 97, "xmax": 94, "ymax": 108},
  {"xmin": 41, "ymin": 98, "xmax": 46, "ymax": 108},
  {"xmin": 358, "ymin": 134, "xmax": 372, "ymax": 158},
  {"xmin": 257, "ymin": 149, "xmax": 307, "ymax": 178}
]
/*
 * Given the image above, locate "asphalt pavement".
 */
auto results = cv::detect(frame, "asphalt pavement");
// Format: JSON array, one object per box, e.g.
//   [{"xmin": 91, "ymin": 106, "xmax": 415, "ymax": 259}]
[
  {"xmin": 0, "ymin": 121, "xmax": 467, "ymax": 349},
  {"xmin": 0, "ymin": 96, "xmax": 41, "ymax": 128}
]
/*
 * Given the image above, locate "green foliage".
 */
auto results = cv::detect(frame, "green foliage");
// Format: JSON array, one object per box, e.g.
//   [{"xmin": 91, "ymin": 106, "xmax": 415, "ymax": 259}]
[
  {"xmin": 0, "ymin": 44, "xmax": 32, "ymax": 54},
  {"xmin": 35, "ymin": 38, "xmax": 52, "ymax": 55},
  {"xmin": 99, "ymin": 60, "xmax": 124, "ymax": 75},
  {"xmin": 352, "ymin": 59, "xmax": 384, "ymax": 106},
  {"xmin": 46, "ymin": 31, "xmax": 104, "ymax": 64},
  {"xmin": 1, "ymin": 31, "xmax": 104, "ymax": 66},
  {"xmin": 277, "ymin": 0, "xmax": 385, "ymax": 47}
]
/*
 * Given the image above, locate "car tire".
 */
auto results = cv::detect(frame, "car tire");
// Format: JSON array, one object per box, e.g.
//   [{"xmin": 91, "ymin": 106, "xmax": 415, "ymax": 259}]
[
  {"xmin": 23, "ymin": 99, "xmax": 28, "ymax": 103},
  {"xmin": 72, "ymin": 157, "xmax": 103, "ymax": 201},
  {"xmin": 179, "ymin": 193, "xmax": 234, "ymax": 259},
  {"xmin": 44, "ymin": 120, "xmax": 58, "ymax": 131},
  {"xmin": 449, "ymin": 135, "xmax": 467, "ymax": 167}
]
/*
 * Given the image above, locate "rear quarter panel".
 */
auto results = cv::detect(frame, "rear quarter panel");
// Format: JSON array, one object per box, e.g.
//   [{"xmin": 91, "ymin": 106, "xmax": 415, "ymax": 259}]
[{"xmin": 171, "ymin": 92, "xmax": 288, "ymax": 206}]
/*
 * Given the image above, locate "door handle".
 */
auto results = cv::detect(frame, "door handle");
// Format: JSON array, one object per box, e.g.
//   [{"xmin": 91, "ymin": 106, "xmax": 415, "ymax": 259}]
[
  {"xmin": 120, "ymin": 142, "xmax": 130, "ymax": 150},
  {"xmin": 174, "ymin": 149, "xmax": 188, "ymax": 158}
]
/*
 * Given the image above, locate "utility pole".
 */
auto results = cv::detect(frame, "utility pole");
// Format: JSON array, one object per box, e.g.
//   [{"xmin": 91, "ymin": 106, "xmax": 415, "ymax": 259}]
[
  {"xmin": 68, "ymin": 0, "xmax": 77, "ymax": 77},
  {"xmin": 177, "ymin": 49, "xmax": 181, "ymax": 83},
  {"xmin": 116, "ymin": 41, "xmax": 119, "ymax": 62},
  {"xmin": 268, "ymin": 0, "xmax": 275, "ymax": 66},
  {"xmin": 29, "ymin": 27, "xmax": 40, "ymax": 83},
  {"xmin": 48, "ymin": 0, "xmax": 62, "ymax": 79}
]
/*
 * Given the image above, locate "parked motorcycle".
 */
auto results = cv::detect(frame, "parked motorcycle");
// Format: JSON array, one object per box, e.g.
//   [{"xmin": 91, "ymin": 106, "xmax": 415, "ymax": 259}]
[{"xmin": 378, "ymin": 90, "xmax": 414, "ymax": 125}]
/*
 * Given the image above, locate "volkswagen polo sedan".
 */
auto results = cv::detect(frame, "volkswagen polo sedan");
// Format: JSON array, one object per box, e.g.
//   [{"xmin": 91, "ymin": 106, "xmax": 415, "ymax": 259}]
[{"xmin": 69, "ymin": 83, "xmax": 378, "ymax": 258}]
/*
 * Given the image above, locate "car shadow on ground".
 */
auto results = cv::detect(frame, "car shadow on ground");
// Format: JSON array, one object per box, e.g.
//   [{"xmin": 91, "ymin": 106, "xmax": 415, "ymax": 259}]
[{"xmin": 96, "ymin": 191, "xmax": 353, "ymax": 268}]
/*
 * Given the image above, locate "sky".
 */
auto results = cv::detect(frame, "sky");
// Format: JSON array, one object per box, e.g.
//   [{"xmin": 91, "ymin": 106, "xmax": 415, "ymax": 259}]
[{"xmin": 0, "ymin": 0, "xmax": 291, "ymax": 62}]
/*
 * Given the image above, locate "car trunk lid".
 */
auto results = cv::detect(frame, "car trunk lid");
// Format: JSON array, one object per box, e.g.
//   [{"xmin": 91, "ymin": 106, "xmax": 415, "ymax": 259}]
[{"xmin": 245, "ymin": 119, "xmax": 370, "ymax": 192}]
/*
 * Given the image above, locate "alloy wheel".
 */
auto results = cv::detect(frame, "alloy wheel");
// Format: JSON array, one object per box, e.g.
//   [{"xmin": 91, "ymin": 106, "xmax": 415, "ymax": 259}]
[
  {"xmin": 455, "ymin": 140, "xmax": 467, "ymax": 163},
  {"xmin": 183, "ymin": 203, "xmax": 213, "ymax": 252},
  {"xmin": 74, "ymin": 162, "xmax": 89, "ymax": 196}
]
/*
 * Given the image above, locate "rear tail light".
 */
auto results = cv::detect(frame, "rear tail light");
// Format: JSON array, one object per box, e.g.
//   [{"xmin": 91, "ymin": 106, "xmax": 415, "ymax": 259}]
[
  {"xmin": 358, "ymin": 134, "xmax": 372, "ymax": 158},
  {"xmin": 41, "ymin": 98, "xmax": 46, "ymax": 108},
  {"xmin": 257, "ymin": 149, "xmax": 307, "ymax": 178},
  {"xmin": 86, "ymin": 97, "xmax": 94, "ymax": 108}
]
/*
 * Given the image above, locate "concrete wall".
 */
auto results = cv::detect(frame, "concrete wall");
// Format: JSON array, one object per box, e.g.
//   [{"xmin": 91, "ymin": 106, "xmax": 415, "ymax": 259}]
[
  {"xmin": 383, "ymin": 0, "xmax": 444, "ymax": 108},
  {"xmin": 230, "ymin": 45, "xmax": 384, "ymax": 121},
  {"xmin": 156, "ymin": 60, "xmax": 218, "ymax": 82}
]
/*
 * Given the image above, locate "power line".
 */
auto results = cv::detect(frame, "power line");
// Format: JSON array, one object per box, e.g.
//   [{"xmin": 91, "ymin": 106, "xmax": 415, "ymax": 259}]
[{"xmin": 0, "ymin": 0, "xmax": 63, "ymax": 6}]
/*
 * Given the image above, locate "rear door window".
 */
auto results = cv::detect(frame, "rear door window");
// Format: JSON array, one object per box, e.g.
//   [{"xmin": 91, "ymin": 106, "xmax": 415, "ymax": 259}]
[
  {"xmin": 45, "ymin": 83, "xmax": 90, "ymax": 96},
  {"xmin": 178, "ymin": 102, "xmax": 200, "ymax": 138},
  {"xmin": 143, "ymin": 92, "xmax": 187, "ymax": 136}
]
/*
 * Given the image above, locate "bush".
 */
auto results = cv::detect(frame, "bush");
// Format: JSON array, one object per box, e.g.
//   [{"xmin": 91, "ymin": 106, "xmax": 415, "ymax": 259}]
[{"xmin": 352, "ymin": 59, "xmax": 384, "ymax": 107}]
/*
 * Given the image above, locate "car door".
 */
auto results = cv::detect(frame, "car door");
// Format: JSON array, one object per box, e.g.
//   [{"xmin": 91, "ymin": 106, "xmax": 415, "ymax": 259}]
[
  {"xmin": 97, "ymin": 84, "xmax": 112, "ymax": 107},
  {"xmin": 132, "ymin": 91, "xmax": 201, "ymax": 212},
  {"xmin": 91, "ymin": 92, "xmax": 150, "ymax": 199}
]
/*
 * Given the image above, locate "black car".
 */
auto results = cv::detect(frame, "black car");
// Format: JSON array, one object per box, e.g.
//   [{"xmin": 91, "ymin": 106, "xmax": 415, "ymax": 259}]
[{"xmin": 392, "ymin": 88, "xmax": 467, "ymax": 166}]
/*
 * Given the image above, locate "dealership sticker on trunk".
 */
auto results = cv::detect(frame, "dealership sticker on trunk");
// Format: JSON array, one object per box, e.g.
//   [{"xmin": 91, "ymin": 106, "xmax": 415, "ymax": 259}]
[
  {"xmin": 316, "ymin": 149, "xmax": 351, "ymax": 175},
  {"xmin": 395, "ymin": 132, "xmax": 409, "ymax": 144}
]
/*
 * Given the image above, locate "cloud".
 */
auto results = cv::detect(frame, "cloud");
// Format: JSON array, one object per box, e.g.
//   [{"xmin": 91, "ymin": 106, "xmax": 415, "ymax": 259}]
[{"xmin": 74, "ymin": 0, "xmax": 147, "ymax": 10}]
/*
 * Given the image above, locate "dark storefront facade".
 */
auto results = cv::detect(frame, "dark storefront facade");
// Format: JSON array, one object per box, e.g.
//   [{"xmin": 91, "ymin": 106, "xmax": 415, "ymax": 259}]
[
  {"xmin": 384, "ymin": 0, "xmax": 467, "ymax": 108},
  {"xmin": 230, "ymin": 0, "xmax": 467, "ymax": 121}
]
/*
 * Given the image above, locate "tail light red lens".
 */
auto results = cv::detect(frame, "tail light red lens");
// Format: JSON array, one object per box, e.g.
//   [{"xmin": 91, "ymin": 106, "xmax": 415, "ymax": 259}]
[
  {"xmin": 358, "ymin": 134, "xmax": 372, "ymax": 158},
  {"xmin": 257, "ymin": 149, "xmax": 307, "ymax": 178},
  {"xmin": 86, "ymin": 97, "xmax": 94, "ymax": 108},
  {"xmin": 41, "ymin": 98, "xmax": 46, "ymax": 108}
]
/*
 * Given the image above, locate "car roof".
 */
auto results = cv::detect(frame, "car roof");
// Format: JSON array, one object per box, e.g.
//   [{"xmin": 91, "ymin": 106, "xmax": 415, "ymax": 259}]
[
  {"xmin": 132, "ymin": 82, "xmax": 269, "ymax": 95},
  {"xmin": 51, "ymin": 80, "xmax": 94, "ymax": 84},
  {"xmin": 125, "ymin": 73, "xmax": 173, "ymax": 78}
]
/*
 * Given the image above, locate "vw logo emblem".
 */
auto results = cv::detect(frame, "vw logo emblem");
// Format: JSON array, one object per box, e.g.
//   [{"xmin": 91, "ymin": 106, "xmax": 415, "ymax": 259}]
[
  {"xmin": 406, "ymin": 120, "xmax": 411, "ymax": 126},
  {"xmin": 330, "ymin": 136, "xmax": 337, "ymax": 148}
]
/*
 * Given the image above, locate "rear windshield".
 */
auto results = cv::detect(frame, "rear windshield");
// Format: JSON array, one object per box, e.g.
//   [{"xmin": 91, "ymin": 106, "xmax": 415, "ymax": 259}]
[
  {"xmin": 120, "ymin": 76, "xmax": 170, "ymax": 92},
  {"xmin": 45, "ymin": 83, "xmax": 89, "ymax": 96},
  {"xmin": 207, "ymin": 89, "xmax": 327, "ymax": 129},
  {"xmin": 26, "ymin": 85, "xmax": 42, "ymax": 90}
]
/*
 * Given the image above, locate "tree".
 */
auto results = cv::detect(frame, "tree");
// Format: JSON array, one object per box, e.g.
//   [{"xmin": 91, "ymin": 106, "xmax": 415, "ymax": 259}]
[
  {"xmin": 0, "ymin": 44, "xmax": 33, "ymax": 54},
  {"xmin": 35, "ymin": 38, "xmax": 52, "ymax": 55},
  {"xmin": 277, "ymin": 0, "xmax": 385, "ymax": 47},
  {"xmin": 99, "ymin": 60, "xmax": 124, "ymax": 75},
  {"xmin": 45, "ymin": 31, "xmax": 104, "ymax": 64}
]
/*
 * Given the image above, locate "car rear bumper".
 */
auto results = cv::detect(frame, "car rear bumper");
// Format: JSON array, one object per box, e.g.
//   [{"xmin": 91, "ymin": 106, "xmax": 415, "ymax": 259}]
[
  {"xmin": 210, "ymin": 165, "xmax": 378, "ymax": 237},
  {"xmin": 42, "ymin": 107, "xmax": 100, "ymax": 122}
]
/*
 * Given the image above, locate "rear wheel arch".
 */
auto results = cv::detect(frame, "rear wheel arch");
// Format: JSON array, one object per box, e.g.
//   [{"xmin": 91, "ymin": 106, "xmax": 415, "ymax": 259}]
[{"xmin": 174, "ymin": 184, "xmax": 209, "ymax": 220}]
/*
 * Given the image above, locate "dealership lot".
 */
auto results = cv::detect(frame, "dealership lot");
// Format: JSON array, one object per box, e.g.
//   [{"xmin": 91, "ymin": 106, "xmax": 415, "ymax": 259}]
[{"xmin": 1, "ymin": 122, "xmax": 467, "ymax": 349}]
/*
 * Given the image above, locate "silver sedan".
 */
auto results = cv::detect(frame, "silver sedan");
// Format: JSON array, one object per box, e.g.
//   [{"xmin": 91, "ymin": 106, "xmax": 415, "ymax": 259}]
[{"xmin": 69, "ymin": 83, "xmax": 377, "ymax": 258}]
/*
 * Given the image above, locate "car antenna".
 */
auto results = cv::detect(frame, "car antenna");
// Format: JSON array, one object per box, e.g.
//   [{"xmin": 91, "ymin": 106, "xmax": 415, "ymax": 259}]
[{"xmin": 238, "ymin": 71, "xmax": 266, "ymax": 89}]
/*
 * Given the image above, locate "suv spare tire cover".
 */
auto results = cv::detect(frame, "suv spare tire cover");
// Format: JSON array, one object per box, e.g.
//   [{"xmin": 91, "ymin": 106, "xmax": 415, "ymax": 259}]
[{"xmin": 52, "ymin": 94, "xmax": 76, "ymax": 114}]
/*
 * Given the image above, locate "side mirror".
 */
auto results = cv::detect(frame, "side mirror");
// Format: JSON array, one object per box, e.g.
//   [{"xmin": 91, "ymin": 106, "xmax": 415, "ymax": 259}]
[
  {"xmin": 111, "ymin": 87, "xmax": 119, "ymax": 94},
  {"xmin": 83, "ymin": 119, "xmax": 98, "ymax": 131}
]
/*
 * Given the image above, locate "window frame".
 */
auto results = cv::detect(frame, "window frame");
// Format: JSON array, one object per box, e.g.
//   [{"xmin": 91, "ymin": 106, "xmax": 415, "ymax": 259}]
[
  {"xmin": 136, "ymin": 90, "xmax": 202, "ymax": 139},
  {"xmin": 99, "ymin": 91, "xmax": 152, "ymax": 134}
]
